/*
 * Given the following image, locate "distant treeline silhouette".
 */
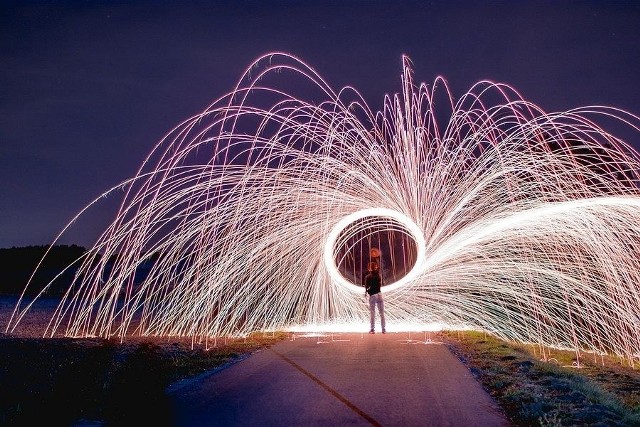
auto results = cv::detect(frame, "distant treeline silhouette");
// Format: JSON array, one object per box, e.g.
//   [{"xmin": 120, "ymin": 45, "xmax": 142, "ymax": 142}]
[{"xmin": 0, "ymin": 245, "xmax": 87, "ymax": 296}]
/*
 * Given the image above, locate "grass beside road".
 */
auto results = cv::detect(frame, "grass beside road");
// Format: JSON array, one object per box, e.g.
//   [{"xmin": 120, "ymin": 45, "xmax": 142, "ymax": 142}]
[
  {"xmin": 443, "ymin": 331, "xmax": 640, "ymax": 427},
  {"xmin": 0, "ymin": 333, "xmax": 288, "ymax": 426}
]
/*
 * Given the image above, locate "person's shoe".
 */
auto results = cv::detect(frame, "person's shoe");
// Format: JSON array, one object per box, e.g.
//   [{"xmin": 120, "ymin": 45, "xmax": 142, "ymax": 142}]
[
  {"xmin": 382, "ymin": 330, "xmax": 386, "ymax": 334},
  {"xmin": 369, "ymin": 330, "xmax": 375, "ymax": 334}
]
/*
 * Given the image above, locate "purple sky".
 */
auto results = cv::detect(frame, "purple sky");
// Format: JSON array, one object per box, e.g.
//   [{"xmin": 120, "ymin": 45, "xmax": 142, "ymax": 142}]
[{"xmin": 1, "ymin": 1, "xmax": 639, "ymax": 249}]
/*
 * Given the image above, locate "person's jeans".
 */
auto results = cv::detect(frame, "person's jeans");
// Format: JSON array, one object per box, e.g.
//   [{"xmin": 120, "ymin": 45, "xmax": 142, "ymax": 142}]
[{"xmin": 369, "ymin": 293, "xmax": 386, "ymax": 331}]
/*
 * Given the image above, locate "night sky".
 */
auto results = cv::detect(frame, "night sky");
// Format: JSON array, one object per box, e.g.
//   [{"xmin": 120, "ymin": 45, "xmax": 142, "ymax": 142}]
[{"xmin": 2, "ymin": 0, "xmax": 639, "ymax": 249}]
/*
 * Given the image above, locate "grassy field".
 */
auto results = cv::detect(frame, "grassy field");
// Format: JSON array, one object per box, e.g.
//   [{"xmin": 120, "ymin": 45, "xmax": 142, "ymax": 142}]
[
  {"xmin": 0, "ymin": 333, "xmax": 288, "ymax": 426},
  {"xmin": 1, "ymin": 329, "xmax": 639, "ymax": 426},
  {"xmin": 442, "ymin": 331, "xmax": 640, "ymax": 426}
]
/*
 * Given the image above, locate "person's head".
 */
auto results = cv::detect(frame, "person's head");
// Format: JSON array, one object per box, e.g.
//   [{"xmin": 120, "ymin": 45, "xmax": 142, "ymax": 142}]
[{"xmin": 368, "ymin": 261, "xmax": 379, "ymax": 272}]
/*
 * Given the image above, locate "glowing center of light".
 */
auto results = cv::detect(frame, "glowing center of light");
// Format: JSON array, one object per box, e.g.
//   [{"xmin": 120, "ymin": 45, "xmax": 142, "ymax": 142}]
[{"xmin": 324, "ymin": 207, "xmax": 427, "ymax": 293}]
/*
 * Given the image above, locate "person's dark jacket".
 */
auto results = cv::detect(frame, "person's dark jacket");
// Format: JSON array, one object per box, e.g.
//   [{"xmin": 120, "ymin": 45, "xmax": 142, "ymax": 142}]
[{"xmin": 363, "ymin": 271, "xmax": 382, "ymax": 295}]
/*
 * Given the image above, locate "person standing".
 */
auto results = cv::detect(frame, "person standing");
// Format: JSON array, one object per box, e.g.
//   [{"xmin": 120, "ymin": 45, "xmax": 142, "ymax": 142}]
[{"xmin": 363, "ymin": 261, "xmax": 386, "ymax": 334}]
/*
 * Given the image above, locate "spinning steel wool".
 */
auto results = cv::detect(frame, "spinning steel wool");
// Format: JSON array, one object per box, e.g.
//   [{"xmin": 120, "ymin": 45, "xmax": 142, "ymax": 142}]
[{"xmin": 8, "ymin": 53, "xmax": 640, "ymax": 362}]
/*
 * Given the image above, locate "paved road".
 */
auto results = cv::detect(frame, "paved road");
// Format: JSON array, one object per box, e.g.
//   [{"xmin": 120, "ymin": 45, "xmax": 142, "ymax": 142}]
[{"xmin": 169, "ymin": 332, "xmax": 510, "ymax": 426}]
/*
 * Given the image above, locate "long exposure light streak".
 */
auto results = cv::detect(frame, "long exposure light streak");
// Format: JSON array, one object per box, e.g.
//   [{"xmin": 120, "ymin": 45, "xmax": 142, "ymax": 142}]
[{"xmin": 7, "ymin": 53, "xmax": 640, "ymax": 362}]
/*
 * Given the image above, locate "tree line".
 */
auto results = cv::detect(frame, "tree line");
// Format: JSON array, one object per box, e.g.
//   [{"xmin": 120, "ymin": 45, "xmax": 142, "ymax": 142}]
[{"xmin": 0, "ymin": 244, "xmax": 87, "ymax": 296}]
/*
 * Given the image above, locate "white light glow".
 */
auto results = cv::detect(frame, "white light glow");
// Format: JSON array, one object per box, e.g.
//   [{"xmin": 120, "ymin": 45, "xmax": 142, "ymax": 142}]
[
  {"xmin": 286, "ymin": 321, "xmax": 447, "ymax": 334},
  {"xmin": 323, "ymin": 207, "xmax": 426, "ymax": 293}
]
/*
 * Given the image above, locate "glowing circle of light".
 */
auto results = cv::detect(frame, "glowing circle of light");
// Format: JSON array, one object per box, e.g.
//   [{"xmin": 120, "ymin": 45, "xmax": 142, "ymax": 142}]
[{"xmin": 324, "ymin": 208, "xmax": 427, "ymax": 293}]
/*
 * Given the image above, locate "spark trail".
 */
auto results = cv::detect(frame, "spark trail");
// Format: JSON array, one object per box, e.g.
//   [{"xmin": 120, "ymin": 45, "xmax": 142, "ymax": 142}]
[{"xmin": 7, "ymin": 53, "xmax": 640, "ymax": 362}]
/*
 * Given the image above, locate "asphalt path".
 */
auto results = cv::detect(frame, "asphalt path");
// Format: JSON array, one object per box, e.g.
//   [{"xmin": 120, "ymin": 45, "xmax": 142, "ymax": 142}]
[{"xmin": 168, "ymin": 332, "xmax": 510, "ymax": 426}]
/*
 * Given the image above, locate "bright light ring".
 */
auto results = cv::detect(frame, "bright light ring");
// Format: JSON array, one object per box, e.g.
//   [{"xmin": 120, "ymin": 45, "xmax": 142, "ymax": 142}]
[{"xmin": 324, "ymin": 207, "xmax": 426, "ymax": 293}]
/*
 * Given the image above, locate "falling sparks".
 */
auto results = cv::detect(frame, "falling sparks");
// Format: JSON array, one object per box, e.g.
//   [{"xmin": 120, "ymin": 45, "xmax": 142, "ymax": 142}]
[{"xmin": 6, "ymin": 53, "xmax": 640, "ymax": 362}]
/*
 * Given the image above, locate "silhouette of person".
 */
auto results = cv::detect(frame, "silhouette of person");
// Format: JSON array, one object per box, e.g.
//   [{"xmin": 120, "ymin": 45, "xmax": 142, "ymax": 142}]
[{"xmin": 363, "ymin": 261, "xmax": 386, "ymax": 334}]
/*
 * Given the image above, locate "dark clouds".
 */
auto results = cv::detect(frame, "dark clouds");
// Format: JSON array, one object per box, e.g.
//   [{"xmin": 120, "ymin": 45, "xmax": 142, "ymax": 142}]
[{"xmin": 1, "ymin": 0, "xmax": 639, "ymax": 248}]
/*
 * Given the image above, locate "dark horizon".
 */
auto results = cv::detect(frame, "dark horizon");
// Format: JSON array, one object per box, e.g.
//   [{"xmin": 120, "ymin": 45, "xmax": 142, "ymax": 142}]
[{"xmin": 2, "ymin": 1, "xmax": 639, "ymax": 249}]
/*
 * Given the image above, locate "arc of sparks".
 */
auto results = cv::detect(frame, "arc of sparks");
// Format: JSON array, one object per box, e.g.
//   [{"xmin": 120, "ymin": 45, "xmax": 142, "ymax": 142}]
[{"xmin": 7, "ymin": 52, "xmax": 640, "ymax": 363}]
